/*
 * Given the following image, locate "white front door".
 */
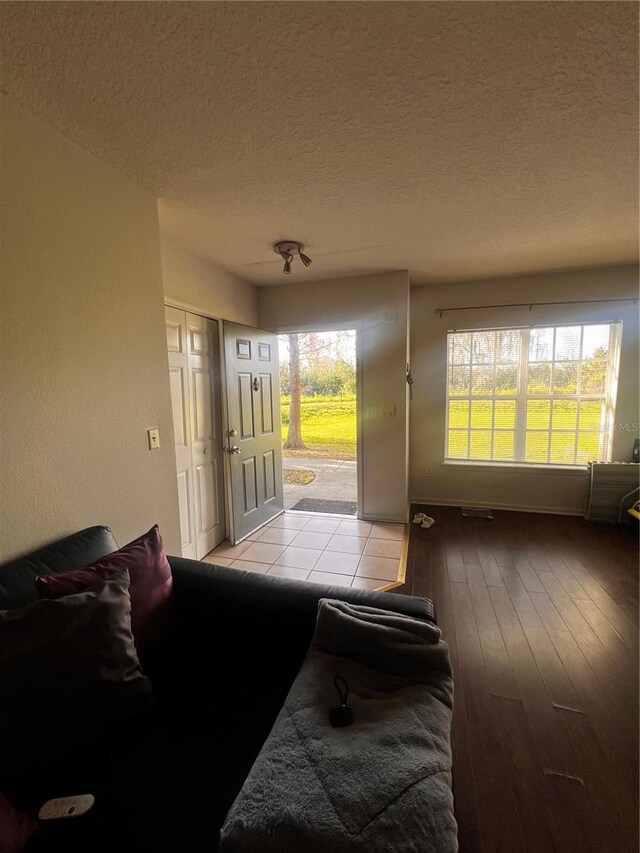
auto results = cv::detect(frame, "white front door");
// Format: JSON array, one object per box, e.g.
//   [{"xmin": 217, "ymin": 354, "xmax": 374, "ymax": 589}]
[
  {"xmin": 223, "ymin": 321, "xmax": 284, "ymax": 542},
  {"xmin": 165, "ymin": 307, "xmax": 225, "ymax": 559}
]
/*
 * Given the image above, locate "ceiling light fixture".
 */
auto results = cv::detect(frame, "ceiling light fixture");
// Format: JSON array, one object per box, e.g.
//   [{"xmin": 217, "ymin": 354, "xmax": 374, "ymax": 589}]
[{"xmin": 273, "ymin": 241, "xmax": 312, "ymax": 274}]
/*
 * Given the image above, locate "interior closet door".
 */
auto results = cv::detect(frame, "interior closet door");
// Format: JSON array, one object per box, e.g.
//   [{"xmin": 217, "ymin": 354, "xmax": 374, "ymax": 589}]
[
  {"xmin": 223, "ymin": 321, "xmax": 283, "ymax": 543},
  {"xmin": 165, "ymin": 307, "xmax": 225, "ymax": 559}
]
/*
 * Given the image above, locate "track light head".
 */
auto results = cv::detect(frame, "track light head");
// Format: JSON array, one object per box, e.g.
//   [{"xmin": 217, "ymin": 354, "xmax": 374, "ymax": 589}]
[
  {"xmin": 279, "ymin": 249, "xmax": 293, "ymax": 274},
  {"xmin": 273, "ymin": 241, "xmax": 312, "ymax": 274}
]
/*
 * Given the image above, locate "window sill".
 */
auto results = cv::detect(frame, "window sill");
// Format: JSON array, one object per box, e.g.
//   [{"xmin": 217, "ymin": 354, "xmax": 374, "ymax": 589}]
[{"xmin": 443, "ymin": 461, "xmax": 588, "ymax": 476}]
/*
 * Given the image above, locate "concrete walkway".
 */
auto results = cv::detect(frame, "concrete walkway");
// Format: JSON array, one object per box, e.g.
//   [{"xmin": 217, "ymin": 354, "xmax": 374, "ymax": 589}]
[{"xmin": 283, "ymin": 455, "xmax": 357, "ymax": 509}]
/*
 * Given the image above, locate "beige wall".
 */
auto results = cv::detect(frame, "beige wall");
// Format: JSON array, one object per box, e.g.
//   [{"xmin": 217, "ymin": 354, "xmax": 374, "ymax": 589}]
[
  {"xmin": 409, "ymin": 264, "xmax": 639, "ymax": 514},
  {"xmin": 259, "ymin": 272, "xmax": 410, "ymax": 522},
  {"xmin": 160, "ymin": 234, "xmax": 258, "ymax": 325},
  {"xmin": 0, "ymin": 96, "xmax": 181, "ymax": 560}
]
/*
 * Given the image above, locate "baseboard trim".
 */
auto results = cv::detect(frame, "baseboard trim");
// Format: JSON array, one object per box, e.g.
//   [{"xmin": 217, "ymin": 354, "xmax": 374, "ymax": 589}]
[
  {"xmin": 409, "ymin": 497, "xmax": 584, "ymax": 517},
  {"xmin": 360, "ymin": 515, "xmax": 408, "ymax": 524}
]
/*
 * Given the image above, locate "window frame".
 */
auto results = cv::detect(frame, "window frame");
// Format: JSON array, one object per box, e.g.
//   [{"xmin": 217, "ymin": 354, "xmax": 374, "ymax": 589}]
[{"xmin": 444, "ymin": 321, "xmax": 622, "ymax": 468}]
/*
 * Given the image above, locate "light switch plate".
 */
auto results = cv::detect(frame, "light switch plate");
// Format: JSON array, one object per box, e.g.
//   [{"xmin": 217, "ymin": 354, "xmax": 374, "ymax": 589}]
[{"xmin": 147, "ymin": 428, "xmax": 160, "ymax": 450}]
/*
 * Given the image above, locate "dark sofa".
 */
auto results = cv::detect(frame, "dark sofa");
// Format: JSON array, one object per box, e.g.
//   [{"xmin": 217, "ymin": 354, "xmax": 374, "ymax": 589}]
[{"xmin": 0, "ymin": 525, "xmax": 435, "ymax": 852}]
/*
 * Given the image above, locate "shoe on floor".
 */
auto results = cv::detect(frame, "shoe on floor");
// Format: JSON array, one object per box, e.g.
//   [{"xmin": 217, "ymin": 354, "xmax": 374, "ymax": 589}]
[
  {"xmin": 421, "ymin": 516, "xmax": 435, "ymax": 528},
  {"xmin": 412, "ymin": 513, "xmax": 426, "ymax": 524}
]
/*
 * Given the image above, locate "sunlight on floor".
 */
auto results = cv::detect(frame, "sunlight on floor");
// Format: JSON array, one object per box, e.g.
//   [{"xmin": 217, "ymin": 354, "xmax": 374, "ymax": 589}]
[{"xmin": 203, "ymin": 512, "xmax": 405, "ymax": 590}]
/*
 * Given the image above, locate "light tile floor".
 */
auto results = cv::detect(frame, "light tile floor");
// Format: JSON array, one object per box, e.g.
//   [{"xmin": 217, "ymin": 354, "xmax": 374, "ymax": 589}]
[{"xmin": 202, "ymin": 512, "xmax": 406, "ymax": 590}]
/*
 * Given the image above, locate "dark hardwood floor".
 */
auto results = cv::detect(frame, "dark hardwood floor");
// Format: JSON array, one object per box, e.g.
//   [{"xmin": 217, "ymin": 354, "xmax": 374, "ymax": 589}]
[{"xmin": 402, "ymin": 505, "xmax": 639, "ymax": 853}]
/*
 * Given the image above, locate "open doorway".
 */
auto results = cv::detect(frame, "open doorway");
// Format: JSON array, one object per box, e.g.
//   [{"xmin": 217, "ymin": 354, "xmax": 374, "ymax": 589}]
[{"xmin": 279, "ymin": 330, "xmax": 358, "ymax": 515}]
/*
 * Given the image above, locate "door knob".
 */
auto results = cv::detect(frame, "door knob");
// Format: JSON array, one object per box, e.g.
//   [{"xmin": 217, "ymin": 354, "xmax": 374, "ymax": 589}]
[{"xmin": 229, "ymin": 445, "xmax": 241, "ymax": 455}]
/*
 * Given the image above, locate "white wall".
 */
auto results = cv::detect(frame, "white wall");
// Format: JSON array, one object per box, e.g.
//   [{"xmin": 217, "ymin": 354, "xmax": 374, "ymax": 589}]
[
  {"xmin": 409, "ymin": 265, "xmax": 639, "ymax": 514},
  {"xmin": 259, "ymin": 272, "xmax": 410, "ymax": 522},
  {"xmin": 160, "ymin": 234, "xmax": 258, "ymax": 325},
  {"xmin": 0, "ymin": 96, "xmax": 181, "ymax": 560}
]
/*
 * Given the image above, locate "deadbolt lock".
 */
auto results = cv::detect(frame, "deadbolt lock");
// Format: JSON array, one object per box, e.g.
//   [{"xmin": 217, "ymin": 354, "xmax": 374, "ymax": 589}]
[{"xmin": 228, "ymin": 429, "xmax": 238, "ymax": 437}]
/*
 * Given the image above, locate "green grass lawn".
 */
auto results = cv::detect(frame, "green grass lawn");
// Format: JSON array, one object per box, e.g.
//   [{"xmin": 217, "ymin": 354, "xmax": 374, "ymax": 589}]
[
  {"xmin": 281, "ymin": 396, "xmax": 356, "ymax": 460},
  {"xmin": 280, "ymin": 396, "xmax": 599, "ymax": 464},
  {"xmin": 447, "ymin": 399, "xmax": 602, "ymax": 463}
]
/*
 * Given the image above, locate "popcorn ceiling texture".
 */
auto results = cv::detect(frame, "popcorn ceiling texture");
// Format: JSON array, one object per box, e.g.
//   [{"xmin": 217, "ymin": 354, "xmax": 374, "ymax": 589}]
[{"xmin": 1, "ymin": 1, "xmax": 637, "ymax": 286}]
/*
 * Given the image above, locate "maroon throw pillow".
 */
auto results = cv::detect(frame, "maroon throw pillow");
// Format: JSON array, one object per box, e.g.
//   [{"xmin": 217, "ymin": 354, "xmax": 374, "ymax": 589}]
[
  {"xmin": 35, "ymin": 525, "xmax": 172, "ymax": 655},
  {"xmin": 0, "ymin": 794, "xmax": 38, "ymax": 852}
]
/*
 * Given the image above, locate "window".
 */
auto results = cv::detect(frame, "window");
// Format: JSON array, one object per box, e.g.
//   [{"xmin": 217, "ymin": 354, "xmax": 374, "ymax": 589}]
[{"xmin": 446, "ymin": 322, "xmax": 622, "ymax": 466}]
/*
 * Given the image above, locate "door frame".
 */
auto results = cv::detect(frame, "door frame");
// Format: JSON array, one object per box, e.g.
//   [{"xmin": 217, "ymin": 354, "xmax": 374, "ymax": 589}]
[
  {"xmin": 275, "ymin": 321, "xmax": 363, "ymax": 519},
  {"xmin": 165, "ymin": 303, "xmax": 364, "ymax": 530}
]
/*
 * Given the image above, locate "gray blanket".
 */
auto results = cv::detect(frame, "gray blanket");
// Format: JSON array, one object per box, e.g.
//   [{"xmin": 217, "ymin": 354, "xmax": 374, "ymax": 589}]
[{"xmin": 219, "ymin": 599, "xmax": 457, "ymax": 853}]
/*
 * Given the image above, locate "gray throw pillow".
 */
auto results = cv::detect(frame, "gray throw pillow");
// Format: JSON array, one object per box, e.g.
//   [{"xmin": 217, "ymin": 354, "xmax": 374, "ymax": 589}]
[{"xmin": 0, "ymin": 570, "xmax": 153, "ymax": 785}]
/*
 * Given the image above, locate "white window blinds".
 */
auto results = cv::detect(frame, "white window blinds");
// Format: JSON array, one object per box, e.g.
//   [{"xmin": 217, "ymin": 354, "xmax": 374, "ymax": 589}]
[{"xmin": 446, "ymin": 322, "xmax": 622, "ymax": 466}]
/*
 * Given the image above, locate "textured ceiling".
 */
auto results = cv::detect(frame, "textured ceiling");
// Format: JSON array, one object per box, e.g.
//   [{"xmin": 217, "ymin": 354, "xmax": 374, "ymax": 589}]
[{"xmin": 1, "ymin": 1, "xmax": 638, "ymax": 286}]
